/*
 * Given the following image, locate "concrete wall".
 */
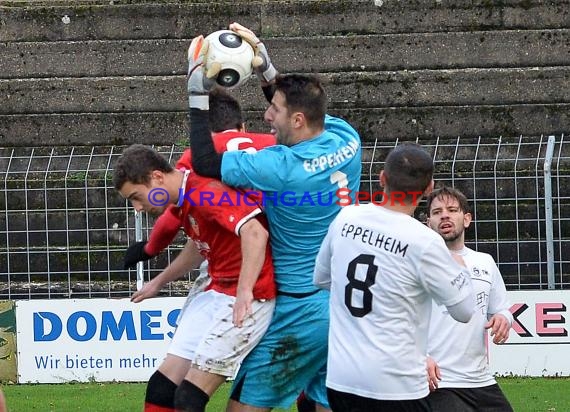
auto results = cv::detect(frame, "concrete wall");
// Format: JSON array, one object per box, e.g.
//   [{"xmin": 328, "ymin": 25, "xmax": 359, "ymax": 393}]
[
  {"xmin": 0, "ymin": 0, "xmax": 569, "ymax": 289},
  {"xmin": 1, "ymin": 0, "xmax": 569, "ymax": 146}
]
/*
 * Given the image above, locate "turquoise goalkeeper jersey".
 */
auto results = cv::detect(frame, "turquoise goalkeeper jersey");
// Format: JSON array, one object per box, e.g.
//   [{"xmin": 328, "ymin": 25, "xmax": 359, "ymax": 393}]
[{"xmin": 221, "ymin": 115, "xmax": 362, "ymax": 293}]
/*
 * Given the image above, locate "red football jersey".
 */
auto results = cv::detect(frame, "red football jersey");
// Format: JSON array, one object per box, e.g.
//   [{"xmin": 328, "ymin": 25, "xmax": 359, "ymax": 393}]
[
  {"xmin": 144, "ymin": 130, "xmax": 276, "ymax": 298},
  {"xmin": 178, "ymin": 173, "xmax": 275, "ymax": 299},
  {"xmin": 175, "ymin": 130, "xmax": 276, "ymax": 170},
  {"xmin": 145, "ymin": 131, "xmax": 275, "ymax": 256}
]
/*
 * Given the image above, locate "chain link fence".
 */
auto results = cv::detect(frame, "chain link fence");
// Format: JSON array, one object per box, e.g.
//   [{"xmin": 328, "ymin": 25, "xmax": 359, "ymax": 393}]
[{"xmin": 1, "ymin": 136, "xmax": 568, "ymax": 299}]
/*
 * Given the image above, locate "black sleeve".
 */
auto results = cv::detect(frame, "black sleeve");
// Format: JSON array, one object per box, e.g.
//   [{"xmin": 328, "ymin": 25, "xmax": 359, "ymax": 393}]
[
  {"xmin": 262, "ymin": 84, "xmax": 276, "ymax": 103},
  {"xmin": 189, "ymin": 108, "xmax": 222, "ymax": 179}
]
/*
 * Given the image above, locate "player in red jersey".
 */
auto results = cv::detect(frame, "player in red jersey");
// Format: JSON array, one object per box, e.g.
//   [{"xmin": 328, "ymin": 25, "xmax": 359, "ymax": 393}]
[
  {"xmin": 113, "ymin": 142, "xmax": 276, "ymax": 412},
  {"xmin": 123, "ymin": 88, "xmax": 275, "ymax": 267}
]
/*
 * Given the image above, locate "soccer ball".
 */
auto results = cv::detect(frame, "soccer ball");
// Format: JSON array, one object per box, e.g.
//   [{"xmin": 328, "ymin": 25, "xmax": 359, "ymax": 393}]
[{"xmin": 205, "ymin": 30, "xmax": 254, "ymax": 89}]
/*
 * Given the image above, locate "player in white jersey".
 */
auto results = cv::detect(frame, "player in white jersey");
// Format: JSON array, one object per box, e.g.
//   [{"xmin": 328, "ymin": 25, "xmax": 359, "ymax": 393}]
[
  {"xmin": 426, "ymin": 186, "xmax": 514, "ymax": 412},
  {"xmin": 314, "ymin": 143, "xmax": 475, "ymax": 412}
]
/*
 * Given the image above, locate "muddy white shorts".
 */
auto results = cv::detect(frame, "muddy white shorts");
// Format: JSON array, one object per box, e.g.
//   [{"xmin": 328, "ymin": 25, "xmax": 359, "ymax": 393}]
[{"xmin": 168, "ymin": 289, "xmax": 275, "ymax": 377}]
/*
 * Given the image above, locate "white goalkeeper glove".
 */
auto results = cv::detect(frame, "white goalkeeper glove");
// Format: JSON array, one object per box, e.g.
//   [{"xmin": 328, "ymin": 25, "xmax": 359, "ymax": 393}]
[
  {"xmin": 229, "ymin": 22, "xmax": 278, "ymax": 84},
  {"xmin": 187, "ymin": 35, "xmax": 220, "ymax": 109}
]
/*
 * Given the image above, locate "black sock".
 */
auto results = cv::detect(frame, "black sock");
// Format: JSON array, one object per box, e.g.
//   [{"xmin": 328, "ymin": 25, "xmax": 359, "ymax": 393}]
[
  {"xmin": 145, "ymin": 370, "xmax": 177, "ymax": 411},
  {"xmin": 174, "ymin": 379, "xmax": 210, "ymax": 412}
]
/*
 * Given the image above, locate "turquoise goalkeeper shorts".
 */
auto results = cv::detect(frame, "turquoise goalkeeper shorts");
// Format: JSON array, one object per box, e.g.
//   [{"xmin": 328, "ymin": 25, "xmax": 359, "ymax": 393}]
[{"xmin": 230, "ymin": 288, "xmax": 330, "ymax": 409}]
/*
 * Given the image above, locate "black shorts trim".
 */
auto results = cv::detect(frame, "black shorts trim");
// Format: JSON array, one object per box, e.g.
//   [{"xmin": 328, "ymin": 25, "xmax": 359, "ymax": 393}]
[
  {"xmin": 427, "ymin": 384, "xmax": 513, "ymax": 412},
  {"xmin": 327, "ymin": 387, "xmax": 431, "ymax": 412},
  {"xmin": 277, "ymin": 289, "xmax": 320, "ymax": 298}
]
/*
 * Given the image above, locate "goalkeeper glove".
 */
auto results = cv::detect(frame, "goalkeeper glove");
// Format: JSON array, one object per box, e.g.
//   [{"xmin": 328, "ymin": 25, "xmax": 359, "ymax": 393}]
[
  {"xmin": 124, "ymin": 241, "xmax": 153, "ymax": 269},
  {"xmin": 187, "ymin": 35, "xmax": 219, "ymax": 109},
  {"xmin": 229, "ymin": 22, "xmax": 278, "ymax": 84}
]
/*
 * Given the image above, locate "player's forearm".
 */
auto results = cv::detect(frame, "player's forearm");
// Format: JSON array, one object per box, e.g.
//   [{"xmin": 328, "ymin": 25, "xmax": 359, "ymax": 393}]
[
  {"xmin": 446, "ymin": 293, "xmax": 476, "ymax": 323},
  {"xmin": 488, "ymin": 275, "xmax": 513, "ymax": 326},
  {"xmin": 189, "ymin": 108, "xmax": 222, "ymax": 178},
  {"xmin": 155, "ymin": 240, "xmax": 203, "ymax": 286},
  {"xmin": 236, "ymin": 220, "xmax": 268, "ymax": 294},
  {"xmin": 313, "ymin": 234, "xmax": 332, "ymax": 289},
  {"xmin": 313, "ymin": 265, "xmax": 331, "ymax": 290},
  {"xmin": 261, "ymin": 84, "xmax": 275, "ymax": 103},
  {"xmin": 145, "ymin": 210, "xmax": 182, "ymax": 256}
]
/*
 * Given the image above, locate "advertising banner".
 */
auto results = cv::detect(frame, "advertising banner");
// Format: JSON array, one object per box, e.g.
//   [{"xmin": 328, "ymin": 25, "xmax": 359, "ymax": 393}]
[
  {"xmin": 490, "ymin": 290, "xmax": 570, "ymax": 376},
  {"xmin": 14, "ymin": 291, "xmax": 570, "ymax": 383},
  {"xmin": 16, "ymin": 297, "xmax": 185, "ymax": 383},
  {"xmin": 0, "ymin": 301, "xmax": 17, "ymax": 382}
]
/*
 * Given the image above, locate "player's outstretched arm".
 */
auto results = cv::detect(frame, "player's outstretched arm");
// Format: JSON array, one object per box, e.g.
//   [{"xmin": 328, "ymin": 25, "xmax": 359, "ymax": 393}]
[
  {"xmin": 187, "ymin": 36, "xmax": 224, "ymax": 179},
  {"xmin": 123, "ymin": 241, "xmax": 153, "ymax": 270},
  {"xmin": 124, "ymin": 207, "xmax": 184, "ymax": 269},
  {"xmin": 131, "ymin": 240, "xmax": 203, "ymax": 303},
  {"xmin": 187, "ymin": 35, "xmax": 217, "ymax": 110},
  {"xmin": 144, "ymin": 206, "xmax": 184, "ymax": 257},
  {"xmin": 233, "ymin": 217, "xmax": 269, "ymax": 327}
]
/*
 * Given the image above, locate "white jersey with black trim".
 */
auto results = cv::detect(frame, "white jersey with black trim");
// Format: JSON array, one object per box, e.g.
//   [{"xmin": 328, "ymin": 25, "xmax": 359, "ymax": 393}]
[
  {"xmin": 314, "ymin": 204, "xmax": 473, "ymax": 401},
  {"xmin": 427, "ymin": 246, "xmax": 513, "ymax": 388}
]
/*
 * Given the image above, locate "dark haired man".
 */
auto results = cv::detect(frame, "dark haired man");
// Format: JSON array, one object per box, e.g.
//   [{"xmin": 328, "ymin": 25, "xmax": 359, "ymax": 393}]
[
  {"xmin": 113, "ymin": 144, "xmax": 276, "ymax": 412},
  {"xmin": 314, "ymin": 143, "xmax": 475, "ymax": 412},
  {"xmin": 426, "ymin": 186, "xmax": 513, "ymax": 412},
  {"xmin": 186, "ymin": 23, "xmax": 362, "ymax": 412},
  {"xmin": 123, "ymin": 88, "xmax": 275, "ymax": 270}
]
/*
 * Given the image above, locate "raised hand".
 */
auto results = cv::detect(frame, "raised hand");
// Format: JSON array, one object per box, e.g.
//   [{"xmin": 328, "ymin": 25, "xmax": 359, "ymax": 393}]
[
  {"xmin": 229, "ymin": 22, "xmax": 278, "ymax": 84},
  {"xmin": 187, "ymin": 35, "xmax": 218, "ymax": 108}
]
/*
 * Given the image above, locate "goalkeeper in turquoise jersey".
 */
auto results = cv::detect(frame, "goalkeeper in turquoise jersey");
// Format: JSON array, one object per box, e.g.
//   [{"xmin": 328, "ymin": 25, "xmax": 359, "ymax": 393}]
[{"xmin": 186, "ymin": 23, "xmax": 362, "ymax": 411}]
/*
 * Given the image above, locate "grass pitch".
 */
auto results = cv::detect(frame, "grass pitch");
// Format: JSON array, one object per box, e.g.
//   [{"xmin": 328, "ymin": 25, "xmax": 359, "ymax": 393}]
[{"xmin": 2, "ymin": 377, "xmax": 570, "ymax": 411}]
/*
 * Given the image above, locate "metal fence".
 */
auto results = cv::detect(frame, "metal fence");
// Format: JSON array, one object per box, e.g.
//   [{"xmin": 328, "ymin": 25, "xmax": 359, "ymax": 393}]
[{"xmin": 1, "ymin": 136, "xmax": 568, "ymax": 299}]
